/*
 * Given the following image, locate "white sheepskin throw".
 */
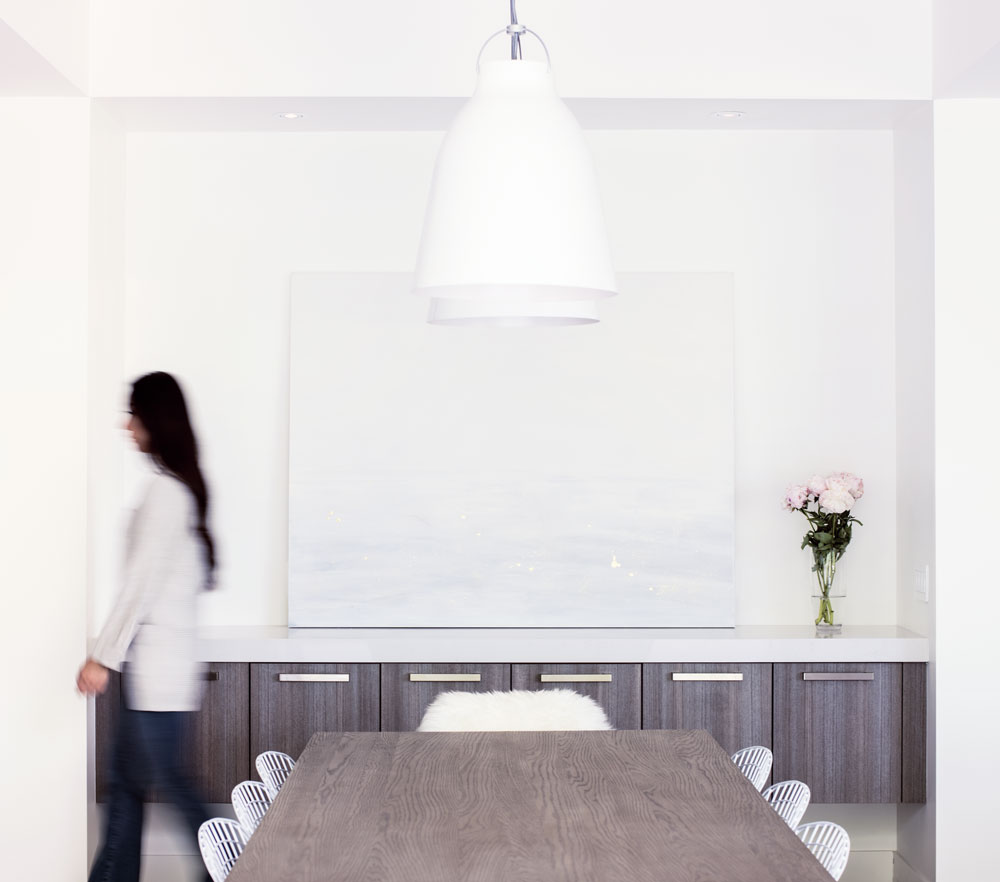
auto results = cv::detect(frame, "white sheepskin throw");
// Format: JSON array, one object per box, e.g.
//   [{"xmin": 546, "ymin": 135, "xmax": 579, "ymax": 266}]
[{"xmin": 416, "ymin": 689, "xmax": 613, "ymax": 732}]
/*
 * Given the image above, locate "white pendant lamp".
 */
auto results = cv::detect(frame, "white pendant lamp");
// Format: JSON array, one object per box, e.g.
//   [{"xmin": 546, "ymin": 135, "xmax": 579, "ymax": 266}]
[
  {"xmin": 427, "ymin": 295, "xmax": 599, "ymax": 327},
  {"xmin": 414, "ymin": 1, "xmax": 616, "ymax": 325}
]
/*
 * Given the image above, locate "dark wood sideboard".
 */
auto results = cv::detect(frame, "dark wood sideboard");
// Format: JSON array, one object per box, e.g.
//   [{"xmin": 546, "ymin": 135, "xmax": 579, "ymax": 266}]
[{"xmin": 96, "ymin": 661, "xmax": 926, "ymax": 805}]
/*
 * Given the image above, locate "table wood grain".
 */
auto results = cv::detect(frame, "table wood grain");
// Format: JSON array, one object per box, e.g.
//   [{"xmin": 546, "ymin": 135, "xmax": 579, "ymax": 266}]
[{"xmin": 227, "ymin": 729, "xmax": 831, "ymax": 882}]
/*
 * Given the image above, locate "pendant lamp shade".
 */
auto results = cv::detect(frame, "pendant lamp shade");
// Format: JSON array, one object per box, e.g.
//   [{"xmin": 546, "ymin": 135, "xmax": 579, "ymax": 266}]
[
  {"xmin": 414, "ymin": 59, "xmax": 616, "ymax": 317},
  {"xmin": 427, "ymin": 294, "xmax": 599, "ymax": 327}
]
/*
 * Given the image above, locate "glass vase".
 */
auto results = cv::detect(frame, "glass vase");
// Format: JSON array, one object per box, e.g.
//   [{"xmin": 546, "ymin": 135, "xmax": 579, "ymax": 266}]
[{"xmin": 811, "ymin": 549, "xmax": 846, "ymax": 635}]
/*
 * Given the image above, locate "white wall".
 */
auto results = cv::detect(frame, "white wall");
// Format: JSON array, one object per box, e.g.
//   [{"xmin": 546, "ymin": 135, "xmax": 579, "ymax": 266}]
[
  {"xmin": 87, "ymin": 101, "xmax": 127, "ymax": 653},
  {"xmin": 893, "ymin": 105, "xmax": 936, "ymax": 882},
  {"xmin": 894, "ymin": 106, "xmax": 935, "ymax": 642},
  {"xmin": 934, "ymin": 0, "xmax": 1000, "ymax": 95},
  {"xmin": 89, "ymin": 129, "xmax": 898, "ymax": 630},
  {"xmin": 89, "ymin": 1, "xmax": 931, "ymax": 99},
  {"xmin": 0, "ymin": 1, "xmax": 89, "ymax": 91},
  {"xmin": 0, "ymin": 96, "xmax": 91, "ymax": 881},
  {"xmin": 932, "ymin": 98, "xmax": 1000, "ymax": 881}
]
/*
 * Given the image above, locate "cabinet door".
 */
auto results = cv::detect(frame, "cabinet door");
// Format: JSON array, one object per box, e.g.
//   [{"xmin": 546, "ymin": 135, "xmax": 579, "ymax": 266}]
[
  {"xmin": 101, "ymin": 665, "xmax": 250, "ymax": 804},
  {"xmin": 512, "ymin": 664, "xmax": 641, "ymax": 730},
  {"xmin": 95, "ymin": 670, "xmax": 122, "ymax": 803},
  {"xmin": 642, "ymin": 663, "xmax": 772, "ymax": 757},
  {"xmin": 181, "ymin": 663, "xmax": 251, "ymax": 803},
  {"xmin": 250, "ymin": 663, "xmax": 380, "ymax": 764},
  {"xmin": 773, "ymin": 663, "xmax": 902, "ymax": 803},
  {"xmin": 381, "ymin": 664, "xmax": 510, "ymax": 731}
]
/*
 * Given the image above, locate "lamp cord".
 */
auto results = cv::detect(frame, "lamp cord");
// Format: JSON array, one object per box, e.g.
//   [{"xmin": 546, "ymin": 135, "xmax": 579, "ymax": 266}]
[
  {"xmin": 476, "ymin": 0, "xmax": 550, "ymax": 72},
  {"xmin": 509, "ymin": 0, "xmax": 521, "ymax": 60}
]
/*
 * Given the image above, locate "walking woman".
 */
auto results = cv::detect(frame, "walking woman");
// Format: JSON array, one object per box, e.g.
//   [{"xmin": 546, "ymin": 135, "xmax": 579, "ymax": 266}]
[{"xmin": 78, "ymin": 372, "xmax": 215, "ymax": 882}]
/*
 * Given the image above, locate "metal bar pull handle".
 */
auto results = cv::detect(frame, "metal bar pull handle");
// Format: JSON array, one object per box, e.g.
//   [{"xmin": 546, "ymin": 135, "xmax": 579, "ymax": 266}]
[
  {"xmin": 671, "ymin": 673, "xmax": 744, "ymax": 682},
  {"xmin": 409, "ymin": 673, "xmax": 482, "ymax": 683},
  {"xmin": 278, "ymin": 673, "xmax": 351, "ymax": 683},
  {"xmin": 540, "ymin": 673, "xmax": 613, "ymax": 683},
  {"xmin": 203, "ymin": 671, "xmax": 220, "ymax": 682},
  {"xmin": 802, "ymin": 672, "xmax": 874, "ymax": 681}
]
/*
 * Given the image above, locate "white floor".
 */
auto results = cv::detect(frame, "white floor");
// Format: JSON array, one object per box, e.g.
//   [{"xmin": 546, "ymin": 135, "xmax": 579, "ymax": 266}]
[
  {"xmin": 139, "ymin": 855, "xmax": 205, "ymax": 882},
  {"xmin": 843, "ymin": 852, "xmax": 894, "ymax": 882}
]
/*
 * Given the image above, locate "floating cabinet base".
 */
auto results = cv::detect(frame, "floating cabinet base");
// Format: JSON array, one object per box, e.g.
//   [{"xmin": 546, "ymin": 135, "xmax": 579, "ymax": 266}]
[{"xmin": 94, "ymin": 658, "xmax": 927, "ymax": 805}]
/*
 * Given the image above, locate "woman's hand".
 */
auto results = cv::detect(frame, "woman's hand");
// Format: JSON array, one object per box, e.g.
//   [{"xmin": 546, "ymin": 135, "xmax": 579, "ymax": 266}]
[{"xmin": 77, "ymin": 659, "xmax": 110, "ymax": 695}]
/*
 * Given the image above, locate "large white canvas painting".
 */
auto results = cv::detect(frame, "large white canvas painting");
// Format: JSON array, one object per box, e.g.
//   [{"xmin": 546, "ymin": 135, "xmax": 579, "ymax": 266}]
[{"xmin": 289, "ymin": 272, "xmax": 734, "ymax": 627}]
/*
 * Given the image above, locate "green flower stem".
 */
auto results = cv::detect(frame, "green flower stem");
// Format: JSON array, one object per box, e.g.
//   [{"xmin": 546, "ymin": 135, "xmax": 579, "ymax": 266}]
[
  {"xmin": 814, "ymin": 548, "xmax": 838, "ymax": 627},
  {"xmin": 815, "ymin": 592, "xmax": 835, "ymax": 627}
]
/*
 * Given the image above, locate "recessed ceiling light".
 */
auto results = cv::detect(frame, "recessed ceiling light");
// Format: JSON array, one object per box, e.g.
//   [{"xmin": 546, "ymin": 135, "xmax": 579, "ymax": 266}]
[
  {"xmin": 276, "ymin": 112, "xmax": 304, "ymax": 120},
  {"xmin": 713, "ymin": 111, "xmax": 745, "ymax": 120}
]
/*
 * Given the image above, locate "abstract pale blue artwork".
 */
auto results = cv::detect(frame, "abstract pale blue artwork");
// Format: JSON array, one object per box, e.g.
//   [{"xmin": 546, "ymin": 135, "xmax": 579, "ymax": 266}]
[{"xmin": 289, "ymin": 272, "xmax": 734, "ymax": 627}]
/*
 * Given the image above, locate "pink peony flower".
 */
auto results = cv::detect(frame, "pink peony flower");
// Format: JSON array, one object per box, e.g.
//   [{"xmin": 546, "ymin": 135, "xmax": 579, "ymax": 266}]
[
  {"xmin": 818, "ymin": 488, "xmax": 854, "ymax": 514},
  {"xmin": 807, "ymin": 475, "xmax": 827, "ymax": 496},
  {"xmin": 835, "ymin": 472, "xmax": 864, "ymax": 499},
  {"xmin": 782, "ymin": 484, "xmax": 811, "ymax": 511},
  {"xmin": 825, "ymin": 475, "xmax": 848, "ymax": 494}
]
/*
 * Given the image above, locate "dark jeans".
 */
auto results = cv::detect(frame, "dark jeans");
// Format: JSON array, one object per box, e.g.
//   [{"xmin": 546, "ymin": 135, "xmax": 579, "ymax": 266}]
[{"xmin": 88, "ymin": 706, "xmax": 211, "ymax": 882}]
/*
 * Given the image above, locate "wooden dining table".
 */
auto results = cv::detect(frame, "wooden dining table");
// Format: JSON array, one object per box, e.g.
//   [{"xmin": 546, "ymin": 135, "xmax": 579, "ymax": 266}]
[{"xmin": 226, "ymin": 729, "xmax": 833, "ymax": 882}]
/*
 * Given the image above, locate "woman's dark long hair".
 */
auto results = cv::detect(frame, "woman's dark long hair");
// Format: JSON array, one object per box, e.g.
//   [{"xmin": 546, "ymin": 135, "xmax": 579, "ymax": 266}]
[{"xmin": 129, "ymin": 372, "xmax": 216, "ymax": 588}]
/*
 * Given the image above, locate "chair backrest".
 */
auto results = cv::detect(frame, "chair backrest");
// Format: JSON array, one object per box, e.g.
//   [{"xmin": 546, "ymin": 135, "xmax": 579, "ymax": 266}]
[
  {"xmin": 231, "ymin": 780, "xmax": 272, "ymax": 838},
  {"xmin": 198, "ymin": 818, "xmax": 246, "ymax": 882},
  {"xmin": 416, "ymin": 689, "xmax": 613, "ymax": 732},
  {"xmin": 761, "ymin": 779, "xmax": 811, "ymax": 829},
  {"xmin": 255, "ymin": 750, "xmax": 296, "ymax": 800},
  {"xmin": 795, "ymin": 821, "xmax": 851, "ymax": 880},
  {"xmin": 730, "ymin": 745, "xmax": 773, "ymax": 791}
]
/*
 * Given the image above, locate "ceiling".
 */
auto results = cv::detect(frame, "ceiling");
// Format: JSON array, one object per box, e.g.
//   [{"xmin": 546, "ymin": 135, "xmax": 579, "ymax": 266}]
[
  {"xmin": 3, "ymin": 2, "xmax": 1000, "ymax": 122},
  {"xmin": 0, "ymin": 19, "xmax": 81, "ymax": 96},
  {"xmin": 5, "ymin": 1, "xmax": 934, "ymax": 99}
]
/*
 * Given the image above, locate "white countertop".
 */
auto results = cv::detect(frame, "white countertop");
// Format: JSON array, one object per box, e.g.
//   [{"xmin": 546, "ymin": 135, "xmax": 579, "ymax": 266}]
[{"xmin": 193, "ymin": 625, "xmax": 929, "ymax": 663}]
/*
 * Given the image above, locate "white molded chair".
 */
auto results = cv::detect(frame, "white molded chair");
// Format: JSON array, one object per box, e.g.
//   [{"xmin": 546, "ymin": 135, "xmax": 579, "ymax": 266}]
[
  {"xmin": 255, "ymin": 749, "xmax": 296, "ymax": 800},
  {"xmin": 198, "ymin": 818, "xmax": 246, "ymax": 882},
  {"xmin": 761, "ymin": 779, "xmax": 811, "ymax": 829},
  {"xmin": 417, "ymin": 689, "xmax": 613, "ymax": 732},
  {"xmin": 731, "ymin": 745, "xmax": 773, "ymax": 791},
  {"xmin": 795, "ymin": 820, "xmax": 851, "ymax": 880},
  {"xmin": 231, "ymin": 779, "xmax": 272, "ymax": 838}
]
